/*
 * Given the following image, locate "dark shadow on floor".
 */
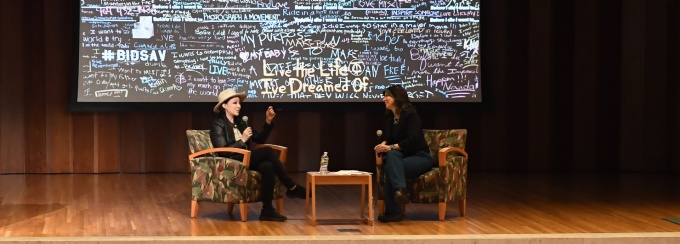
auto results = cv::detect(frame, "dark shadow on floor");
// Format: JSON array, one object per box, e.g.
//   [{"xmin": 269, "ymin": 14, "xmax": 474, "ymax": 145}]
[{"xmin": 0, "ymin": 203, "xmax": 66, "ymax": 228}]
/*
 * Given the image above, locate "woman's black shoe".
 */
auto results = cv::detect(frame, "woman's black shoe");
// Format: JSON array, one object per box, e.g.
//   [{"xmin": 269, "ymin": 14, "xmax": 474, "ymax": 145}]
[
  {"xmin": 259, "ymin": 208, "xmax": 287, "ymax": 221},
  {"xmin": 286, "ymin": 185, "xmax": 307, "ymax": 199},
  {"xmin": 378, "ymin": 212, "xmax": 404, "ymax": 222},
  {"xmin": 395, "ymin": 188, "xmax": 409, "ymax": 205}
]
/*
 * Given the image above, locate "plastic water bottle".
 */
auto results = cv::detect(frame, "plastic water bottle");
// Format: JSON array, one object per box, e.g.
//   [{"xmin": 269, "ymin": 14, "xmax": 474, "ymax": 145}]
[{"xmin": 320, "ymin": 152, "xmax": 329, "ymax": 174}]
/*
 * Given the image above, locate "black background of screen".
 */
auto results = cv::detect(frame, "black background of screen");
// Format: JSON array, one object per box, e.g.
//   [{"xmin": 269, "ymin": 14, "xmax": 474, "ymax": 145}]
[{"xmin": 71, "ymin": 0, "xmax": 484, "ymax": 112}]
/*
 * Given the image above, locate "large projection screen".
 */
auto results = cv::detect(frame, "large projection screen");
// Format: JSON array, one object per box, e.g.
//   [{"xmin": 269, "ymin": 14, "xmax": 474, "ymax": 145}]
[{"xmin": 77, "ymin": 0, "xmax": 481, "ymax": 103}]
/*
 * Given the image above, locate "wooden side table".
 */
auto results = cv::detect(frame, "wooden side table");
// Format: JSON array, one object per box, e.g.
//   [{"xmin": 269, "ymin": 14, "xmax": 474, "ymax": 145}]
[{"xmin": 305, "ymin": 172, "xmax": 374, "ymax": 226}]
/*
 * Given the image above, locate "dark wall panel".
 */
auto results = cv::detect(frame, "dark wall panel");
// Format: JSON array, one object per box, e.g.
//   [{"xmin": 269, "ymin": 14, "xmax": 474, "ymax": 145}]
[
  {"xmin": 44, "ymin": 0, "xmax": 74, "ymax": 173},
  {"xmin": 71, "ymin": 113, "xmax": 95, "ymax": 173},
  {"xmin": 119, "ymin": 113, "xmax": 145, "ymax": 173},
  {"xmin": 572, "ymin": 0, "xmax": 599, "ymax": 171},
  {"xmin": 527, "ymin": 0, "xmax": 553, "ymax": 171},
  {"xmin": 0, "ymin": 1, "xmax": 26, "ymax": 174},
  {"xmin": 23, "ymin": 0, "xmax": 47, "ymax": 173},
  {"xmin": 97, "ymin": 113, "xmax": 120, "ymax": 172},
  {"xmin": 619, "ymin": 0, "xmax": 647, "ymax": 172},
  {"xmin": 643, "ymin": 0, "xmax": 669, "ymax": 173},
  {"xmin": 0, "ymin": 0, "xmax": 679, "ymax": 174}
]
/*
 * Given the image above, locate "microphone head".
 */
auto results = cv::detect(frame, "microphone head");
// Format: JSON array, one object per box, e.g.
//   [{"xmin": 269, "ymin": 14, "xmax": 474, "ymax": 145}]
[
  {"xmin": 376, "ymin": 130, "xmax": 382, "ymax": 137},
  {"xmin": 242, "ymin": 116, "xmax": 249, "ymax": 125}
]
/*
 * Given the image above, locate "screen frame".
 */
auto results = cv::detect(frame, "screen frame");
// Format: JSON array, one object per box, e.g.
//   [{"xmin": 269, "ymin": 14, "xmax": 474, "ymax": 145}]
[{"xmin": 69, "ymin": 0, "xmax": 489, "ymax": 113}]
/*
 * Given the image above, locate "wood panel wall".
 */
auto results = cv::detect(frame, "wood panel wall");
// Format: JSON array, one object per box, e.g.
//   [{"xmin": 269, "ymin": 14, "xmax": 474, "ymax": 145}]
[{"xmin": 1, "ymin": 0, "xmax": 679, "ymax": 174}]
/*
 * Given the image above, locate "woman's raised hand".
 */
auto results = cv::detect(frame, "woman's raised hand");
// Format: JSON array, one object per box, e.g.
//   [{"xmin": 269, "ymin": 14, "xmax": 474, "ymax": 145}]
[{"xmin": 265, "ymin": 106, "xmax": 276, "ymax": 124}]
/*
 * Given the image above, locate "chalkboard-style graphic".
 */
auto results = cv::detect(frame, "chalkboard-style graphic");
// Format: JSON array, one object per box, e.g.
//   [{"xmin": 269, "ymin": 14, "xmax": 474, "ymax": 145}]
[
  {"xmin": 77, "ymin": 0, "xmax": 481, "ymax": 103},
  {"xmin": 132, "ymin": 16, "xmax": 154, "ymax": 39}
]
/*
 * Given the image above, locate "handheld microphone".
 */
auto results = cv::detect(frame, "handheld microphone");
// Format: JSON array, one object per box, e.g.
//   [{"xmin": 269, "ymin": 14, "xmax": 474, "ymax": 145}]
[
  {"xmin": 376, "ymin": 130, "xmax": 384, "ymax": 157},
  {"xmin": 242, "ymin": 116, "xmax": 249, "ymax": 126}
]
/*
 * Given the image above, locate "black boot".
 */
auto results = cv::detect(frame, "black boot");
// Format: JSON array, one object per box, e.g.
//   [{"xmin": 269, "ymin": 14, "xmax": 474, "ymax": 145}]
[
  {"xmin": 378, "ymin": 212, "xmax": 404, "ymax": 222},
  {"xmin": 259, "ymin": 208, "xmax": 287, "ymax": 221},
  {"xmin": 286, "ymin": 185, "xmax": 307, "ymax": 199},
  {"xmin": 395, "ymin": 188, "xmax": 409, "ymax": 205}
]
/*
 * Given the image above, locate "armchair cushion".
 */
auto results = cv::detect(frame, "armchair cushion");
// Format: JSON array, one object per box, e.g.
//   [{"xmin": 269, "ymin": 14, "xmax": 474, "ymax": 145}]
[
  {"xmin": 190, "ymin": 156, "xmax": 284, "ymax": 203},
  {"xmin": 409, "ymin": 155, "xmax": 467, "ymax": 203}
]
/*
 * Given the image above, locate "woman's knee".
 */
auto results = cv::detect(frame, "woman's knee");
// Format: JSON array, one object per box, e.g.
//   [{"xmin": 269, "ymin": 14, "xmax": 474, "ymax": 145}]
[
  {"xmin": 257, "ymin": 161, "xmax": 274, "ymax": 175},
  {"xmin": 385, "ymin": 150, "xmax": 402, "ymax": 160},
  {"xmin": 257, "ymin": 146, "xmax": 275, "ymax": 155}
]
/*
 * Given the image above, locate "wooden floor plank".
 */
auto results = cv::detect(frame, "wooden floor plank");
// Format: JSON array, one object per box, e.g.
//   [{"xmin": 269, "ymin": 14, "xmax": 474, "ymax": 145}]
[{"xmin": 0, "ymin": 172, "xmax": 679, "ymax": 237}]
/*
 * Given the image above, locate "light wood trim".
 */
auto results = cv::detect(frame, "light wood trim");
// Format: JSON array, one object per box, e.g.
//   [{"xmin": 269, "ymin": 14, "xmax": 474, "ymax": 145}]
[
  {"xmin": 438, "ymin": 147, "xmax": 468, "ymax": 167},
  {"xmin": 375, "ymin": 153, "xmax": 383, "ymax": 166},
  {"xmin": 305, "ymin": 173, "xmax": 373, "ymax": 226},
  {"xmin": 276, "ymin": 199, "xmax": 284, "ymax": 214},
  {"xmin": 375, "ymin": 153, "xmax": 385, "ymax": 216},
  {"xmin": 305, "ymin": 173, "xmax": 311, "ymax": 222},
  {"xmin": 188, "ymin": 148, "xmax": 252, "ymax": 167},
  {"xmin": 361, "ymin": 184, "xmax": 366, "ymax": 218},
  {"xmin": 439, "ymin": 202, "xmax": 446, "ymax": 220},
  {"xmin": 190, "ymin": 200, "xmax": 199, "ymax": 219},
  {"xmin": 239, "ymin": 202, "xmax": 248, "ymax": 222},
  {"xmin": 367, "ymin": 176, "xmax": 374, "ymax": 225},
  {"xmin": 438, "ymin": 147, "xmax": 468, "ymax": 219}
]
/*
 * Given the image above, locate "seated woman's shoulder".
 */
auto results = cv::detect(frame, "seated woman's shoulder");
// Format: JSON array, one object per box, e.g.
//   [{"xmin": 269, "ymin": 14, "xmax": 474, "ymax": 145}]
[
  {"xmin": 403, "ymin": 108, "xmax": 419, "ymax": 116},
  {"xmin": 212, "ymin": 116, "xmax": 226, "ymax": 124}
]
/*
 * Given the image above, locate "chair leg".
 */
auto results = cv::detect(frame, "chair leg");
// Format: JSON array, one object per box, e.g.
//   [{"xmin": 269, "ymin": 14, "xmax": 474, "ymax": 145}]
[
  {"xmin": 439, "ymin": 202, "xmax": 446, "ymax": 221},
  {"xmin": 377, "ymin": 200, "xmax": 385, "ymax": 215},
  {"xmin": 239, "ymin": 203, "xmax": 248, "ymax": 222},
  {"xmin": 459, "ymin": 197, "xmax": 466, "ymax": 217},
  {"xmin": 276, "ymin": 198, "xmax": 284, "ymax": 214},
  {"xmin": 191, "ymin": 200, "xmax": 199, "ymax": 219},
  {"xmin": 227, "ymin": 203, "xmax": 235, "ymax": 214}
]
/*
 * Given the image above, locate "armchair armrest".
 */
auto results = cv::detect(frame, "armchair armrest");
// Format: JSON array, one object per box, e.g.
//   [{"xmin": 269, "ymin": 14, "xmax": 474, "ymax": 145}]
[
  {"xmin": 436, "ymin": 147, "xmax": 468, "ymax": 203},
  {"xmin": 438, "ymin": 147, "xmax": 467, "ymax": 167},
  {"xmin": 374, "ymin": 153, "xmax": 386, "ymax": 201},
  {"xmin": 188, "ymin": 148, "xmax": 252, "ymax": 167},
  {"xmin": 375, "ymin": 153, "xmax": 383, "ymax": 166}
]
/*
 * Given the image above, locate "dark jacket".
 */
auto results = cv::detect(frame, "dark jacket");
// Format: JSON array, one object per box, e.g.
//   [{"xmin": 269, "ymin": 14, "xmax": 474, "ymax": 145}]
[
  {"xmin": 380, "ymin": 108, "xmax": 429, "ymax": 156},
  {"xmin": 210, "ymin": 115, "xmax": 273, "ymax": 161}
]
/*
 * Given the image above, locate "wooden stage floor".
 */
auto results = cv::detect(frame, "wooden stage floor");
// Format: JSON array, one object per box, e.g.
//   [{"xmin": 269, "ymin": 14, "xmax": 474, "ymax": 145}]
[{"xmin": 1, "ymin": 172, "xmax": 679, "ymax": 242}]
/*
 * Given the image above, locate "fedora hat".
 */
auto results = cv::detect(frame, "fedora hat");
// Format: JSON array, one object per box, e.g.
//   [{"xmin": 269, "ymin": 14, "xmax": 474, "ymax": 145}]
[{"xmin": 213, "ymin": 88, "xmax": 246, "ymax": 113}]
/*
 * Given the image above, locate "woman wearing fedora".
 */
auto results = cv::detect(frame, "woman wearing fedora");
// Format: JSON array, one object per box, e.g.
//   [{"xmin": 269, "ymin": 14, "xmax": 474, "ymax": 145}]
[{"xmin": 210, "ymin": 88, "xmax": 306, "ymax": 222}]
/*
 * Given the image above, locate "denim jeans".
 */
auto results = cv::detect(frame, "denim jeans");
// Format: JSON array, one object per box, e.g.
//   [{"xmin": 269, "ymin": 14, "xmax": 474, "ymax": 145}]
[{"xmin": 382, "ymin": 150, "xmax": 434, "ymax": 214}]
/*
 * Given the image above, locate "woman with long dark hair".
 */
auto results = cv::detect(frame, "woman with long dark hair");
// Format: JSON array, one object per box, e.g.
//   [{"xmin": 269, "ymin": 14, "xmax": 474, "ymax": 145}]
[{"xmin": 373, "ymin": 85, "xmax": 434, "ymax": 222}]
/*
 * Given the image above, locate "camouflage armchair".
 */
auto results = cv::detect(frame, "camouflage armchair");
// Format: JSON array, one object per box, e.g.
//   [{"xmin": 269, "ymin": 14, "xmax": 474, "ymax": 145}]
[
  {"xmin": 375, "ymin": 129, "xmax": 468, "ymax": 220},
  {"xmin": 186, "ymin": 130, "xmax": 287, "ymax": 221}
]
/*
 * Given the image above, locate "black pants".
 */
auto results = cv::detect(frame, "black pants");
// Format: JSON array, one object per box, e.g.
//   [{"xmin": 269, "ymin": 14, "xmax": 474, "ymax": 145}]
[{"xmin": 248, "ymin": 147, "xmax": 296, "ymax": 210}]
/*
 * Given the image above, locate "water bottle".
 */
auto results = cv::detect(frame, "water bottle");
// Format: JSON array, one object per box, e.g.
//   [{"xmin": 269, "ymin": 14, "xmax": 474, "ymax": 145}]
[{"xmin": 319, "ymin": 152, "xmax": 329, "ymax": 174}]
